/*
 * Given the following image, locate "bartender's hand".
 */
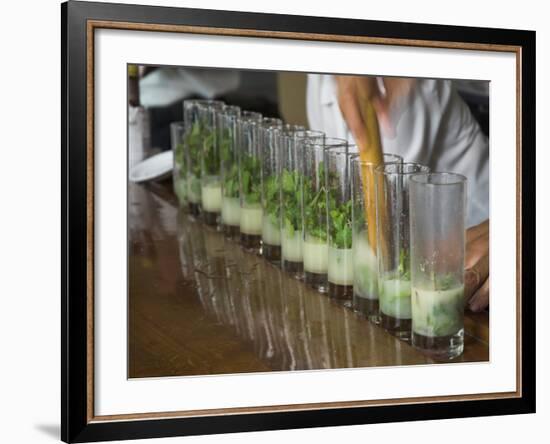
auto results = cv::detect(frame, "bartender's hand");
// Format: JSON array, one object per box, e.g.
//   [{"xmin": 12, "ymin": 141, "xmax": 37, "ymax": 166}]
[
  {"xmin": 464, "ymin": 220, "xmax": 490, "ymax": 312},
  {"xmin": 334, "ymin": 76, "xmax": 415, "ymax": 145}
]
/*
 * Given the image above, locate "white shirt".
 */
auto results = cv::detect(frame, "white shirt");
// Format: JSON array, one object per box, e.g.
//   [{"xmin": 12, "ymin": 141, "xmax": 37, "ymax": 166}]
[{"xmin": 306, "ymin": 74, "xmax": 489, "ymax": 227}]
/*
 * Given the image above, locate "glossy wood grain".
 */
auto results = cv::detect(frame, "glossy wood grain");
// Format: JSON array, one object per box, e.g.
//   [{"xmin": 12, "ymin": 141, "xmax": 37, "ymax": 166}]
[{"xmin": 128, "ymin": 181, "xmax": 488, "ymax": 378}]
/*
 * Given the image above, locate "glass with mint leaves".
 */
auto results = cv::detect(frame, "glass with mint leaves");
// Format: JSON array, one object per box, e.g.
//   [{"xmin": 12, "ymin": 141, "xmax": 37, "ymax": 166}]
[
  {"xmin": 302, "ymin": 137, "xmax": 347, "ymax": 292},
  {"xmin": 351, "ymin": 153, "xmax": 402, "ymax": 322},
  {"xmin": 375, "ymin": 162, "xmax": 430, "ymax": 339},
  {"xmin": 183, "ymin": 99, "xmax": 224, "ymax": 217},
  {"xmin": 260, "ymin": 122, "xmax": 291, "ymax": 264},
  {"xmin": 410, "ymin": 172, "xmax": 466, "ymax": 359},
  {"xmin": 204, "ymin": 104, "xmax": 238, "ymax": 232},
  {"xmin": 325, "ymin": 144, "xmax": 359, "ymax": 301},
  {"xmin": 279, "ymin": 130, "xmax": 324, "ymax": 278},
  {"xmin": 220, "ymin": 109, "xmax": 253, "ymax": 238},
  {"xmin": 238, "ymin": 111, "xmax": 264, "ymax": 252},
  {"xmin": 201, "ymin": 104, "xmax": 239, "ymax": 226},
  {"xmin": 170, "ymin": 121, "xmax": 187, "ymax": 208}
]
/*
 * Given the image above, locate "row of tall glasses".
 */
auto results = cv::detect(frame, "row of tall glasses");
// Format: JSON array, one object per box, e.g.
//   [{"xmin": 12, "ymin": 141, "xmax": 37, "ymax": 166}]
[{"xmin": 171, "ymin": 98, "xmax": 467, "ymax": 360}]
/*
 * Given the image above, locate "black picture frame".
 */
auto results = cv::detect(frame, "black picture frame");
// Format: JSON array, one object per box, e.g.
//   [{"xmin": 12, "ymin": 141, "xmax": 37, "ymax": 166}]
[{"xmin": 62, "ymin": 1, "xmax": 536, "ymax": 442}]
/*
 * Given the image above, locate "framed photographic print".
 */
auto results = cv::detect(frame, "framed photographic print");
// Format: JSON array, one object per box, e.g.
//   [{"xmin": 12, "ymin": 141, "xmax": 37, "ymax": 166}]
[{"xmin": 62, "ymin": 0, "xmax": 536, "ymax": 442}]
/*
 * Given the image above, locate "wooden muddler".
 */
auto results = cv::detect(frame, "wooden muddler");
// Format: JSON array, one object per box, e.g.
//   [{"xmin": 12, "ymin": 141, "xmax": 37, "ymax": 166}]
[{"xmin": 357, "ymin": 83, "xmax": 384, "ymax": 253}]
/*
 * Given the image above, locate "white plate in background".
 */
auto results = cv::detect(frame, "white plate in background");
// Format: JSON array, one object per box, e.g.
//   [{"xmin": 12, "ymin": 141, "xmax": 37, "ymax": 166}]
[{"xmin": 129, "ymin": 150, "xmax": 173, "ymax": 183}]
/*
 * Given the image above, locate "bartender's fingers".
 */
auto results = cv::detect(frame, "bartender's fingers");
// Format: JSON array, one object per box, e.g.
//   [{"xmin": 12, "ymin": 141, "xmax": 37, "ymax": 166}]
[
  {"xmin": 464, "ymin": 253, "xmax": 489, "ymax": 302},
  {"xmin": 465, "ymin": 230, "xmax": 489, "ymax": 270},
  {"xmin": 468, "ymin": 278, "xmax": 490, "ymax": 312},
  {"xmin": 335, "ymin": 77, "xmax": 368, "ymax": 150},
  {"xmin": 466, "ymin": 220, "xmax": 489, "ymax": 245}
]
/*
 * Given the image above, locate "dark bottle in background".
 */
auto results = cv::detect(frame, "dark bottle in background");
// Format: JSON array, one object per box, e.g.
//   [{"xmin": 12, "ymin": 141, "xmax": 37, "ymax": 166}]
[{"xmin": 128, "ymin": 64, "xmax": 140, "ymax": 106}]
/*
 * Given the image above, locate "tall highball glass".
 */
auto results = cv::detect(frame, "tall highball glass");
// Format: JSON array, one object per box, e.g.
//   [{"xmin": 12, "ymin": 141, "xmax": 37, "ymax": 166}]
[
  {"xmin": 238, "ymin": 111, "xmax": 264, "ymax": 252},
  {"xmin": 201, "ymin": 104, "xmax": 240, "ymax": 226},
  {"xmin": 410, "ymin": 172, "xmax": 467, "ymax": 359},
  {"xmin": 261, "ymin": 124, "xmax": 303, "ymax": 264},
  {"xmin": 351, "ymin": 153, "xmax": 402, "ymax": 321},
  {"xmin": 325, "ymin": 144, "xmax": 359, "ymax": 301},
  {"xmin": 183, "ymin": 99, "xmax": 224, "ymax": 217},
  {"xmin": 279, "ymin": 130, "xmax": 325, "ymax": 278},
  {"xmin": 219, "ymin": 106, "xmax": 244, "ymax": 238},
  {"xmin": 302, "ymin": 137, "xmax": 348, "ymax": 292},
  {"xmin": 375, "ymin": 162, "xmax": 430, "ymax": 339}
]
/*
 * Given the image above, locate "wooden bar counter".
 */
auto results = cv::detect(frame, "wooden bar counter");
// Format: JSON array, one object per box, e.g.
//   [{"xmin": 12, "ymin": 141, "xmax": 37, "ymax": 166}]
[{"xmin": 128, "ymin": 181, "xmax": 489, "ymax": 378}]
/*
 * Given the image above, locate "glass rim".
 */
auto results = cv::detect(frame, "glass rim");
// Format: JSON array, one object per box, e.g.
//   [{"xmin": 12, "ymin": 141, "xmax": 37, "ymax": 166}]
[
  {"xmin": 283, "ymin": 130, "xmax": 324, "ymax": 144},
  {"xmin": 240, "ymin": 111, "xmax": 263, "ymax": 123},
  {"xmin": 375, "ymin": 161, "xmax": 430, "ymax": 175},
  {"xmin": 263, "ymin": 125, "xmax": 282, "ymax": 136},
  {"xmin": 350, "ymin": 152, "xmax": 403, "ymax": 166},
  {"xmin": 184, "ymin": 99, "xmax": 225, "ymax": 108},
  {"xmin": 219, "ymin": 111, "xmax": 240, "ymax": 124},
  {"xmin": 410, "ymin": 171, "xmax": 467, "ymax": 186},
  {"xmin": 261, "ymin": 117, "xmax": 283, "ymax": 126},
  {"xmin": 303, "ymin": 136, "xmax": 348, "ymax": 149},
  {"xmin": 326, "ymin": 144, "xmax": 359, "ymax": 155},
  {"xmin": 282, "ymin": 124, "xmax": 306, "ymax": 133},
  {"xmin": 219, "ymin": 104, "xmax": 241, "ymax": 115},
  {"xmin": 293, "ymin": 129, "xmax": 325, "ymax": 140}
]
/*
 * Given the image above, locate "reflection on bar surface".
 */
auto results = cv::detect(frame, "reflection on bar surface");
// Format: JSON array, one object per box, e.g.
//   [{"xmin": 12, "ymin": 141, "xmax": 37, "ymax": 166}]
[{"xmin": 129, "ymin": 182, "xmax": 488, "ymax": 378}]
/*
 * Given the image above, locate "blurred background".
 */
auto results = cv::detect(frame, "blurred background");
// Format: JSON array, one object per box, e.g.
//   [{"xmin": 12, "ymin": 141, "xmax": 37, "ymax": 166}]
[{"xmin": 129, "ymin": 65, "xmax": 489, "ymax": 157}]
